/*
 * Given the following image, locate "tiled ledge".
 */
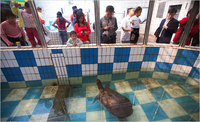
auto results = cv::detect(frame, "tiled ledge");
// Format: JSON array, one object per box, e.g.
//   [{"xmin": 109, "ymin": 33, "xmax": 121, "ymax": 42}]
[{"xmin": 0, "ymin": 43, "xmax": 199, "ymax": 51}]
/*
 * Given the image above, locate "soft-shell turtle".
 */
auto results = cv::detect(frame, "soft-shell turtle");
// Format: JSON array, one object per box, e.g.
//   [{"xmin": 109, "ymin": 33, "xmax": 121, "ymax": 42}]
[{"xmin": 93, "ymin": 79, "xmax": 133, "ymax": 121}]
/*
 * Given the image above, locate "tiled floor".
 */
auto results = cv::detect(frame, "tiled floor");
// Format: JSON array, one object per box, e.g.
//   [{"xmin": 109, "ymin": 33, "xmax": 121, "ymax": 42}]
[{"xmin": 1, "ymin": 72, "xmax": 199, "ymax": 121}]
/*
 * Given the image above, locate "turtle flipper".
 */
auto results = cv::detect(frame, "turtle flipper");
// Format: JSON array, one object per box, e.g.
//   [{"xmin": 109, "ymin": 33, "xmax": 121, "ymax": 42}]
[{"xmin": 93, "ymin": 94, "xmax": 100, "ymax": 104}]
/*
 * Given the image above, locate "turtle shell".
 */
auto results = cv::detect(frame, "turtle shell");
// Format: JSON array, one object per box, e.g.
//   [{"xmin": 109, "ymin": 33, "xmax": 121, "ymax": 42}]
[{"xmin": 99, "ymin": 87, "xmax": 133, "ymax": 119}]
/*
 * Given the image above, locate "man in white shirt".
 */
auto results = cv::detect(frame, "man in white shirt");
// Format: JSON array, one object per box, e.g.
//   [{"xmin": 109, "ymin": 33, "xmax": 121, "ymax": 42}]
[{"xmin": 120, "ymin": 8, "xmax": 134, "ymax": 43}]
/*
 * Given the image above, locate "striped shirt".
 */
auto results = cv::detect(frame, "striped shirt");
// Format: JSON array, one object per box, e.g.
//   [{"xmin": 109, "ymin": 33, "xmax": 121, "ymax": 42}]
[
  {"xmin": 0, "ymin": 20, "xmax": 25, "ymax": 45},
  {"xmin": 21, "ymin": 10, "xmax": 35, "ymax": 28}
]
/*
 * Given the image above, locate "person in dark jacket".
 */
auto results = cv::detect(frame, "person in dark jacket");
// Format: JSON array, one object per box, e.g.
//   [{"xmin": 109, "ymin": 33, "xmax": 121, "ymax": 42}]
[
  {"xmin": 100, "ymin": 5, "xmax": 118, "ymax": 44},
  {"xmin": 154, "ymin": 8, "xmax": 179, "ymax": 44}
]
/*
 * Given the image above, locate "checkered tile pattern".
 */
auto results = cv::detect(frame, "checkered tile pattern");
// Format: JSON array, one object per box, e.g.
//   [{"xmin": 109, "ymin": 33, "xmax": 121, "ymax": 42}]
[
  {"xmin": 1, "ymin": 47, "xmax": 199, "ymax": 88},
  {"xmin": 2, "ymin": 72, "xmax": 199, "ymax": 121},
  {"xmin": 1, "ymin": 86, "xmax": 57, "ymax": 121}
]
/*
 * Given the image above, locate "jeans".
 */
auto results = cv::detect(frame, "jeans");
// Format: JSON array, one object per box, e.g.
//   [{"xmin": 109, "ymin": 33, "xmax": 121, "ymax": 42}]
[{"xmin": 59, "ymin": 30, "xmax": 68, "ymax": 45}]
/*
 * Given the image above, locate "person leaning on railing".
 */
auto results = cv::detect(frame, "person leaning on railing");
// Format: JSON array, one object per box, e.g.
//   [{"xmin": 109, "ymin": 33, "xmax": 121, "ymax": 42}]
[
  {"xmin": 0, "ymin": 11, "xmax": 28, "ymax": 46},
  {"xmin": 100, "ymin": 5, "xmax": 118, "ymax": 44},
  {"xmin": 74, "ymin": 13, "xmax": 91, "ymax": 44}
]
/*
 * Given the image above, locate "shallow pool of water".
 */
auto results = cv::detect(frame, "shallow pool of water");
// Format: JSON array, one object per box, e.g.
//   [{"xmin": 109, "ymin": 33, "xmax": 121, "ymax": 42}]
[{"xmin": 1, "ymin": 71, "xmax": 199, "ymax": 121}]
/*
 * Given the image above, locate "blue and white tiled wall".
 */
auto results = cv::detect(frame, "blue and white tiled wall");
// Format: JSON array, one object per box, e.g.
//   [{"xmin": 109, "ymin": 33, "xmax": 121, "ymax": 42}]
[{"xmin": 1, "ymin": 46, "xmax": 199, "ymax": 87}]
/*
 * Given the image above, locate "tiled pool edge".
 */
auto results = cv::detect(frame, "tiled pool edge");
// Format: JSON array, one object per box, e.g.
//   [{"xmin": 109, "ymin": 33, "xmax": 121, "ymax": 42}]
[{"xmin": 1, "ymin": 46, "xmax": 199, "ymax": 88}]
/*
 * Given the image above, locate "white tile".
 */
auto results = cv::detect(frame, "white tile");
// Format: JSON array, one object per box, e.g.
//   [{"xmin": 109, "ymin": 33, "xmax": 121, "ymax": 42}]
[
  {"xmin": 141, "ymin": 62, "xmax": 148, "ymax": 69},
  {"xmin": 29, "ymin": 113, "xmax": 49, "ymax": 122},
  {"xmin": 20, "ymin": 67, "xmax": 40, "ymax": 81},
  {"xmin": 139, "ymin": 47, "xmax": 146, "ymax": 55},
  {"xmin": 148, "ymin": 62, "xmax": 156, "ymax": 69},
  {"xmin": 171, "ymin": 48, "xmax": 178, "ymax": 56},
  {"xmin": 2, "ymin": 60, "xmax": 9, "ymax": 68},
  {"xmin": 158, "ymin": 47, "xmax": 164, "ymax": 55},
  {"xmin": 11, "ymin": 99, "xmax": 39, "ymax": 117},
  {"xmin": 4, "ymin": 88, "xmax": 29, "ymax": 102},
  {"xmin": 110, "ymin": 47, "xmax": 115, "ymax": 55},
  {"xmin": 158, "ymin": 99, "xmax": 187, "ymax": 118},
  {"xmin": 82, "ymin": 64, "xmax": 86, "ymax": 71},
  {"xmin": 86, "ymin": 111, "xmax": 106, "ymax": 122},
  {"xmin": 134, "ymin": 89, "xmax": 156, "ymax": 104},
  {"xmin": 194, "ymin": 55, "xmax": 200, "ymax": 68},
  {"xmin": 4, "ymin": 51, "xmax": 16, "ymax": 60},
  {"xmin": 114, "ymin": 80, "xmax": 132, "ymax": 93}
]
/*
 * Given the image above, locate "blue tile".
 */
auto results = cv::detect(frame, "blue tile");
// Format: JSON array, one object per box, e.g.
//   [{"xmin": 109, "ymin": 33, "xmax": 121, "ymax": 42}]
[
  {"xmin": 14, "ymin": 50, "xmax": 37, "ymax": 67},
  {"xmin": 189, "ymin": 67, "xmax": 200, "ymax": 79},
  {"xmin": 149, "ymin": 87, "xmax": 171, "ymax": 101},
  {"xmin": 23, "ymin": 88, "xmax": 44, "ymax": 100},
  {"xmin": 171, "ymin": 115, "xmax": 194, "ymax": 121},
  {"xmin": 1, "ymin": 101, "xmax": 20, "ymax": 118},
  {"xmin": 174, "ymin": 49, "xmax": 199, "ymax": 66},
  {"xmin": 168, "ymin": 74, "xmax": 187, "ymax": 83},
  {"xmin": 155, "ymin": 62, "xmax": 172, "ymax": 73},
  {"xmin": 51, "ymin": 49, "xmax": 63, "ymax": 54},
  {"xmin": 70, "ymin": 86, "xmax": 86, "ymax": 98},
  {"xmin": 86, "ymin": 97, "xmax": 104, "ymax": 112},
  {"xmin": 2, "ymin": 68, "xmax": 24, "ymax": 82},
  {"xmin": 25, "ymin": 80, "xmax": 42, "ymax": 87},
  {"xmin": 81, "ymin": 48, "xmax": 98, "ymax": 64},
  {"xmin": 1, "ymin": 82, "xmax": 10, "ymax": 89},
  {"xmin": 32, "ymin": 98, "xmax": 54, "ymax": 115},
  {"xmin": 122, "ymin": 92, "xmax": 139, "ymax": 105},
  {"xmin": 38, "ymin": 66, "xmax": 57, "ymax": 80},
  {"xmin": 66, "ymin": 64, "xmax": 82, "ymax": 77},
  {"xmin": 112, "ymin": 73, "xmax": 126, "ymax": 80},
  {"xmin": 144, "ymin": 47, "xmax": 160, "ymax": 55},
  {"xmin": 127, "ymin": 62, "xmax": 142, "ymax": 72},
  {"xmin": 139, "ymin": 71, "xmax": 153, "ymax": 78},
  {"xmin": 114, "ymin": 47, "xmax": 130, "ymax": 62},
  {"xmin": 105, "ymin": 109, "xmax": 118, "ymax": 121},
  {"xmin": 69, "ymin": 112, "xmax": 86, "ymax": 121},
  {"xmin": 8, "ymin": 115, "xmax": 31, "ymax": 121},
  {"xmin": 1, "ymin": 89, "xmax": 12, "ymax": 102},
  {"xmin": 82, "ymin": 75, "xmax": 97, "ymax": 84},
  {"xmin": 127, "ymin": 79, "xmax": 146, "ymax": 91},
  {"xmin": 98, "ymin": 63, "xmax": 113, "ymax": 74},
  {"xmin": 141, "ymin": 102, "xmax": 168, "ymax": 121},
  {"xmin": 175, "ymin": 96, "xmax": 199, "ymax": 114},
  {"xmin": 143, "ymin": 55, "xmax": 158, "ymax": 61},
  {"xmin": 179, "ymin": 83, "xmax": 199, "ymax": 95}
]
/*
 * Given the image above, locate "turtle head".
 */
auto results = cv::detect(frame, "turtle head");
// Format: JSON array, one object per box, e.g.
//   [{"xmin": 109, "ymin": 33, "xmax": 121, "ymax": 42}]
[{"xmin": 96, "ymin": 79, "xmax": 104, "ymax": 92}]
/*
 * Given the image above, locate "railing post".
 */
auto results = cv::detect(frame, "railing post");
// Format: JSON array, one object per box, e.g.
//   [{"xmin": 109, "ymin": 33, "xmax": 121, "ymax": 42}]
[
  {"xmin": 28, "ymin": 0, "xmax": 47, "ymax": 48},
  {"xmin": 143, "ymin": 0, "xmax": 155, "ymax": 45},
  {"xmin": 179, "ymin": 1, "xmax": 199, "ymax": 47},
  {"xmin": 94, "ymin": 0, "xmax": 101, "ymax": 46}
]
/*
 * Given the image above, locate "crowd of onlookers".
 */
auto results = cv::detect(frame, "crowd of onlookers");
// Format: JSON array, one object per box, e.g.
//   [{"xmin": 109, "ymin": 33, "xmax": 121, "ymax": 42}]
[{"xmin": 0, "ymin": 2, "xmax": 199, "ymax": 47}]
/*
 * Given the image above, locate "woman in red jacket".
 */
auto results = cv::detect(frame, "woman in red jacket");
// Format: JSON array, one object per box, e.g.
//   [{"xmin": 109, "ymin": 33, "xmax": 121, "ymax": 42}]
[
  {"xmin": 173, "ymin": 10, "xmax": 199, "ymax": 45},
  {"xmin": 74, "ymin": 13, "xmax": 91, "ymax": 44}
]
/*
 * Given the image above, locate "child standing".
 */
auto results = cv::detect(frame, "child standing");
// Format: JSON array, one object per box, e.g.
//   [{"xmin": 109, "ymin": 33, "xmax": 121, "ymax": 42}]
[
  {"xmin": 130, "ymin": 6, "xmax": 146, "ymax": 44},
  {"xmin": 52, "ymin": 12, "xmax": 71, "ymax": 45},
  {"xmin": 67, "ymin": 31, "xmax": 83, "ymax": 46},
  {"xmin": 11, "ymin": 2, "xmax": 42, "ymax": 47}
]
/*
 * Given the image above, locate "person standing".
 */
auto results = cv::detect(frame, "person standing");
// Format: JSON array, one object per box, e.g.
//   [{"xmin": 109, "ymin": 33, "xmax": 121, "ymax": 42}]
[
  {"xmin": 173, "ymin": 10, "xmax": 199, "ymax": 46},
  {"xmin": 130, "ymin": 6, "xmax": 146, "ymax": 44},
  {"xmin": 100, "ymin": 5, "xmax": 118, "ymax": 44},
  {"xmin": 37, "ymin": 7, "xmax": 45, "ymax": 24},
  {"xmin": 74, "ymin": 13, "xmax": 91, "ymax": 44},
  {"xmin": 11, "ymin": 2, "xmax": 42, "ymax": 47},
  {"xmin": 52, "ymin": 12, "xmax": 71, "ymax": 45},
  {"xmin": 154, "ymin": 8, "xmax": 179, "ymax": 44},
  {"xmin": 120, "ymin": 8, "xmax": 134, "ymax": 43}
]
